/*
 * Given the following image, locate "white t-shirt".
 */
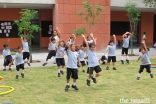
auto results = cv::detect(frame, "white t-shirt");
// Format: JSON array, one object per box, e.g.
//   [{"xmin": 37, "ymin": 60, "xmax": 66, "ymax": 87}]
[
  {"xmin": 87, "ymin": 40, "xmax": 94, "ymax": 44},
  {"xmin": 50, "ymin": 42, "xmax": 56, "ymax": 50},
  {"xmin": 13, "ymin": 52, "xmax": 24, "ymax": 65},
  {"xmin": 53, "ymin": 35, "xmax": 59, "ymax": 48},
  {"xmin": 3, "ymin": 48, "xmax": 11, "ymax": 56},
  {"xmin": 106, "ymin": 44, "xmax": 116, "ymax": 56},
  {"xmin": 122, "ymin": 36, "xmax": 130, "ymax": 48},
  {"xmin": 142, "ymin": 34, "xmax": 146, "ymax": 40},
  {"xmin": 22, "ymin": 40, "xmax": 29, "ymax": 52},
  {"xmin": 67, "ymin": 50, "xmax": 79, "ymax": 69},
  {"xmin": 55, "ymin": 46, "xmax": 65, "ymax": 58},
  {"xmin": 139, "ymin": 52, "xmax": 151, "ymax": 65},
  {"xmin": 87, "ymin": 47, "xmax": 99, "ymax": 67},
  {"xmin": 78, "ymin": 50, "xmax": 85, "ymax": 61}
]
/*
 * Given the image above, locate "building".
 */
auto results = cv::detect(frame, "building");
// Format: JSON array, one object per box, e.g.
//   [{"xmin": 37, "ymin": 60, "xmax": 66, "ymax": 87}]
[{"xmin": 0, "ymin": 0, "xmax": 155, "ymax": 50}]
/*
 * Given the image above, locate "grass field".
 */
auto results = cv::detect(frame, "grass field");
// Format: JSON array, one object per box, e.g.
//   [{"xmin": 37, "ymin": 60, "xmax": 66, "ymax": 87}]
[{"xmin": 0, "ymin": 59, "xmax": 156, "ymax": 104}]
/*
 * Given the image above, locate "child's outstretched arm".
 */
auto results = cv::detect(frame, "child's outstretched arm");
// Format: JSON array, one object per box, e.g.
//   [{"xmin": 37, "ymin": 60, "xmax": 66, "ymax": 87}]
[
  {"xmin": 90, "ymin": 33, "xmax": 97, "ymax": 45},
  {"xmin": 82, "ymin": 34, "xmax": 88, "ymax": 47},
  {"xmin": 77, "ymin": 58, "xmax": 81, "ymax": 67},
  {"xmin": 68, "ymin": 38, "xmax": 72, "ymax": 50},
  {"xmin": 72, "ymin": 34, "xmax": 76, "ymax": 40},
  {"xmin": 142, "ymin": 41, "xmax": 148, "ymax": 52},
  {"xmin": 136, "ymin": 57, "xmax": 140, "ymax": 62},
  {"xmin": 113, "ymin": 34, "xmax": 116, "ymax": 44},
  {"xmin": 56, "ymin": 27, "xmax": 61, "ymax": 38}
]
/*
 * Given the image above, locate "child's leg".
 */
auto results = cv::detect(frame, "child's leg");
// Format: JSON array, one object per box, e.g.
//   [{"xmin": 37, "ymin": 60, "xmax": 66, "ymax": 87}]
[
  {"xmin": 112, "ymin": 62, "xmax": 115, "ymax": 67},
  {"xmin": 137, "ymin": 65, "xmax": 144, "ymax": 80},
  {"xmin": 16, "ymin": 67, "xmax": 20, "ymax": 79},
  {"xmin": 3, "ymin": 65, "xmax": 6, "ymax": 71},
  {"xmin": 65, "ymin": 68, "xmax": 71, "ymax": 91},
  {"xmin": 60, "ymin": 65, "xmax": 64, "ymax": 75},
  {"xmin": 146, "ymin": 65, "xmax": 154, "ymax": 78}
]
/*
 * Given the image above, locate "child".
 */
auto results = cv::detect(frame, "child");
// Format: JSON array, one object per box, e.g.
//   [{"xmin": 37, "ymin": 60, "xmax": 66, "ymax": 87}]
[
  {"xmin": 21, "ymin": 37, "xmax": 30, "ymax": 66},
  {"xmin": 99, "ymin": 55, "xmax": 108, "ymax": 65},
  {"xmin": 104, "ymin": 34, "xmax": 117, "ymax": 70},
  {"xmin": 121, "ymin": 32, "xmax": 132, "ymax": 64},
  {"xmin": 56, "ymin": 40, "xmax": 66, "ymax": 77},
  {"xmin": 65, "ymin": 39, "xmax": 81, "ymax": 91},
  {"xmin": 136, "ymin": 41, "xmax": 154, "ymax": 80},
  {"xmin": 9, "ymin": 46, "xmax": 25, "ymax": 79},
  {"xmin": 43, "ymin": 37, "xmax": 57, "ymax": 66},
  {"xmin": 78, "ymin": 45, "xmax": 86, "ymax": 72},
  {"xmin": 82, "ymin": 33, "xmax": 102, "ymax": 86},
  {"xmin": 3, "ymin": 43, "xmax": 12, "ymax": 71}
]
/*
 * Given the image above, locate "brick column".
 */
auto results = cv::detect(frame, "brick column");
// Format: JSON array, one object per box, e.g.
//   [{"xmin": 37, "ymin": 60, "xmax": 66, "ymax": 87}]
[{"xmin": 53, "ymin": 0, "xmax": 110, "ymax": 50}]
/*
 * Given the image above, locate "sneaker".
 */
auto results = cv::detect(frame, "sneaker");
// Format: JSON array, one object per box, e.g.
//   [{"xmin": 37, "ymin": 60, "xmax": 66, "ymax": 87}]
[
  {"xmin": 65, "ymin": 85, "xmax": 70, "ymax": 91},
  {"xmin": 9, "ymin": 68, "xmax": 12, "ymax": 71},
  {"xmin": 91, "ymin": 77, "xmax": 97, "ymax": 83},
  {"xmin": 16, "ymin": 75, "xmax": 19, "ymax": 79},
  {"xmin": 27, "ymin": 63, "xmax": 31, "ymax": 66},
  {"xmin": 21, "ymin": 73, "xmax": 24, "ymax": 78},
  {"xmin": 137, "ymin": 77, "xmax": 140, "ymax": 80},
  {"xmin": 82, "ymin": 69, "xmax": 85, "ymax": 72},
  {"xmin": 86, "ymin": 79, "xmax": 90, "ymax": 86},
  {"xmin": 53, "ymin": 62, "xmax": 56, "ymax": 64},
  {"xmin": 106, "ymin": 66, "xmax": 109, "ymax": 70},
  {"xmin": 113, "ymin": 67, "xmax": 117, "ymax": 70},
  {"xmin": 121, "ymin": 60, "xmax": 124, "ymax": 64},
  {"xmin": 60, "ymin": 70, "xmax": 64, "ymax": 75},
  {"xmin": 126, "ymin": 59, "xmax": 129, "ymax": 64},
  {"xmin": 58, "ymin": 73, "xmax": 61, "ymax": 77},
  {"xmin": 3, "ymin": 69, "xmax": 6, "ymax": 71},
  {"xmin": 72, "ymin": 85, "xmax": 79, "ymax": 90},
  {"xmin": 150, "ymin": 74, "xmax": 154, "ymax": 78},
  {"xmin": 42, "ymin": 63, "xmax": 47, "ymax": 66}
]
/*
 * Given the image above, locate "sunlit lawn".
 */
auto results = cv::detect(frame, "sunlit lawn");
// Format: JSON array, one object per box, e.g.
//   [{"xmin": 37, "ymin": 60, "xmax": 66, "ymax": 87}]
[{"xmin": 0, "ymin": 59, "xmax": 156, "ymax": 104}]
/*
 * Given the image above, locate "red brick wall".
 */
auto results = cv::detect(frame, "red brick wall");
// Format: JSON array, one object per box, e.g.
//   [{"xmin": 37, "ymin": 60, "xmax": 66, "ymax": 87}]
[{"xmin": 53, "ymin": 0, "xmax": 110, "ymax": 50}]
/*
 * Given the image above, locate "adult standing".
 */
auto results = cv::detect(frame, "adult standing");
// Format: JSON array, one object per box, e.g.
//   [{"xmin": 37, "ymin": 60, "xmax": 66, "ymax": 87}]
[{"xmin": 142, "ymin": 32, "xmax": 146, "ymax": 41}]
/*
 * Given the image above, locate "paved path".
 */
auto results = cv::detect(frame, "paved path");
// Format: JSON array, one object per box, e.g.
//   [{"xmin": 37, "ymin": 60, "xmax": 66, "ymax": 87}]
[{"xmin": 0, "ymin": 48, "xmax": 156, "ymax": 70}]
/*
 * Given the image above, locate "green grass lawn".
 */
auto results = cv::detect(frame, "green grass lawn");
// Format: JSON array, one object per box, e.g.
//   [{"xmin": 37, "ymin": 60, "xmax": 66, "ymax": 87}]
[{"xmin": 0, "ymin": 59, "xmax": 156, "ymax": 104}]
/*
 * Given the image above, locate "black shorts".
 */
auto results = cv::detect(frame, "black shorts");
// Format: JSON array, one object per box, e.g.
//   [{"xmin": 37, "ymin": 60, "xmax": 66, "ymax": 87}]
[
  {"xmin": 46, "ymin": 50, "xmax": 56, "ymax": 59},
  {"xmin": 87, "ymin": 65, "xmax": 102, "ymax": 74},
  {"xmin": 23, "ymin": 52, "xmax": 30, "ymax": 60},
  {"xmin": 3, "ymin": 55, "xmax": 12, "ymax": 66},
  {"xmin": 122, "ymin": 47, "xmax": 129, "ymax": 55},
  {"xmin": 108, "ymin": 56, "xmax": 116, "ymax": 62},
  {"xmin": 56, "ymin": 58, "xmax": 65, "ymax": 66},
  {"xmin": 138, "ymin": 65, "xmax": 151, "ymax": 73},
  {"xmin": 80, "ymin": 61, "xmax": 86, "ymax": 66},
  {"xmin": 16, "ymin": 64, "xmax": 24, "ymax": 71},
  {"xmin": 66, "ymin": 68, "xmax": 78, "ymax": 79}
]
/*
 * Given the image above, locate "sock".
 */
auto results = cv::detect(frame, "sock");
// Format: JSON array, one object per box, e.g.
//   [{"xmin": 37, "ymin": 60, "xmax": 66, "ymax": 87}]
[
  {"xmin": 138, "ymin": 73, "xmax": 141, "ymax": 77},
  {"xmin": 22, "ymin": 70, "xmax": 24, "ymax": 74},
  {"xmin": 67, "ymin": 83, "xmax": 70, "ymax": 86},
  {"xmin": 4, "ymin": 67, "xmax": 6, "ymax": 69},
  {"xmin": 150, "ymin": 72, "xmax": 153, "ymax": 74},
  {"xmin": 58, "ymin": 69, "xmax": 60, "ymax": 73},
  {"xmin": 73, "ymin": 82, "xmax": 76, "ymax": 86},
  {"xmin": 126, "ymin": 56, "xmax": 129, "ymax": 60},
  {"xmin": 16, "ymin": 71, "xmax": 19, "ymax": 75},
  {"xmin": 121, "ymin": 56, "xmax": 123, "ymax": 60},
  {"xmin": 88, "ymin": 78, "xmax": 90, "ymax": 80},
  {"xmin": 53, "ymin": 57, "xmax": 56, "ymax": 63},
  {"xmin": 61, "ymin": 68, "xmax": 64, "ymax": 71},
  {"xmin": 93, "ymin": 75, "xmax": 96, "ymax": 78}
]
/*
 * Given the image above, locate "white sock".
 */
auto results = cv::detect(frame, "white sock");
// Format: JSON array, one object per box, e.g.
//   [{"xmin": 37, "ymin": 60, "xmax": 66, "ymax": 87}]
[
  {"xmin": 93, "ymin": 75, "xmax": 96, "ymax": 78},
  {"xmin": 138, "ymin": 73, "xmax": 141, "ymax": 77},
  {"xmin": 16, "ymin": 71, "xmax": 19, "ymax": 75},
  {"xmin": 88, "ymin": 78, "xmax": 90, "ymax": 80},
  {"xmin": 121, "ymin": 56, "xmax": 123, "ymax": 60},
  {"xmin": 150, "ymin": 72, "xmax": 153, "ymax": 74},
  {"xmin": 126, "ymin": 56, "xmax": 129, "ymax": 60},
  {"xmin": 22, "ymin": 70, "xmax": 24, "ymax": 74},
  {"xmin": 4, "ymin": 67, "xmax": 6, "ymax": 69},
  {"xmin": 58, "ymin": 69, "xmax": 60, "ymax": 73},
  {"xmin": 73, "ymin": 82, "xmax": 76, "ymax": 86},
  {"xmin": 67, "ymin": 83, "xmax": 70, "ymax": 85},
  {"xmin": 61, "ymin": 68, "xmax": 64, "ymax": 71},
  {"xmin": 53, "ymin": 57, "xmax": 56, "ymax": 63}
]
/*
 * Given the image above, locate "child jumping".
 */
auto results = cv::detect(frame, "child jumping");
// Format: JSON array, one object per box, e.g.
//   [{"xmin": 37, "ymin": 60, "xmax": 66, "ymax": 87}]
[
  {"xmin": 56, "ymin": 40, "xmax": 66, "ymax": 77},
  {"xmin": 121, "ymin": 32, "xmax": 132, "ymax": 64},
  {"xmin": 78, "ymin": 45, "xmax": 86, "ymax": 72},
  {"xmin": 21, "ymin": 37, "xmax": 31, "ymax": 66},
  {"xmin": 82, "ymin": 33, "xmax": 102, "ymax": 86},
  {"xmin": 65, "ymin": 39, "xmax": 81, "ymax": 91},
  {"xmin": 104, "ymin": 34, "xmax": 117, "ymax": 70},
  {"xmin": 43, "ymin": 37, "xmax": 57, "ymax": 66},
  {"xmin": 9, "ymin": 46, "xmax": 25, "ymax": 79},
  {"xmin": 3, "ymin": 43, "xmax": 12, "ymax": 71},
  {"xmin": 136, "ymin": 41, "xmax": 154, "ymax": 80}
]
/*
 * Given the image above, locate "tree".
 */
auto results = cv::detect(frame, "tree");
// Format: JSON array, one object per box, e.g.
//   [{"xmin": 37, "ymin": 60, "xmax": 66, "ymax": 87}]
[
  {"xmin": 13, "ymin": 9, "xmax": 41, "ymax": 62},
  {"xmin": 72, "ymin": 0, "xmax": 103, "ymax": 36},
  {"xmin": 125, "ymin": 2, "xmax": 140, "ymax": 54},
  {"xmin": 143, "ymin": 0, "xmax": 156, "ymax": 7}
]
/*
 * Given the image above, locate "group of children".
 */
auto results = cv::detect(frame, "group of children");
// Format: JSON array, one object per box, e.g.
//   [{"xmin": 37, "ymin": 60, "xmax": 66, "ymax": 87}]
[{"xmin": 2, "ymin": 28, "xmax": 154, "ymax": 91}]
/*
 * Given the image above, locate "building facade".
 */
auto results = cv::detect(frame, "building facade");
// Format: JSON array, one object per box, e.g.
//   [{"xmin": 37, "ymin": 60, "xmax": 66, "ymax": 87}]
[{"xmin": 0, "ymin": 0, "xmax": 155, "ymax": 50}]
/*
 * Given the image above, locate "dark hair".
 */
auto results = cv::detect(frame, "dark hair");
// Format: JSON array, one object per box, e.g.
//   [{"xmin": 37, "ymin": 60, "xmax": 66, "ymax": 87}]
[
  {"xmin": 3, "ymin": 43, "xmax": 8, "ymax": 48},
  {"xmin": 143, "ymin": 32, "xmax": 146, "ymax": 34},
  {"xmin": 51, "ymin": 38, "xmax": 56, "ymax": 41},
  {"xmin": 17, "ymin": 46, "xmax": 22, "ymax": 50},
  {"xmin": 108, "ymin": 40, "xmax": 114, "ymax": 45},
  {"xmin": 139, "ymin": 47, "xmax": 150, "ymax": 52},
  {"xmin": 80, "ymin": 45, "xmax": 84, "ymax": 47},
  {"xmin": 89, "ymin": 43, "xmax": 96, "ymax": 48}
]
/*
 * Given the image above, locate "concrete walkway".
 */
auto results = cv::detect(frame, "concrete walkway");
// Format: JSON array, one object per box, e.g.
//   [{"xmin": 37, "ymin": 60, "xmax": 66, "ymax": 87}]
[{"xmin": 0, "ymin": 48, "xmax": 156, "ymax": 70}]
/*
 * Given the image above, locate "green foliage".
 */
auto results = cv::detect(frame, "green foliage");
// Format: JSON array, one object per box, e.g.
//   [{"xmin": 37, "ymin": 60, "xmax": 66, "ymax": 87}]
[
  {"xmin": 125, "ymin": 2, "xmax": 140, "ymax": 24},
  {"xmin": 72, "ymin": 27, "xmax": 86, "ymax": 36},
  {"xmin": 73, "ymin": 0, "xmax": 103, "ymax": 36},
  {"xmin": 13, "ymin": 9, "xmax": 41, "ymax": 43},
  {"xmin": 143, "ymin": 0, "xmax": 156, "ymax": 7}
]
